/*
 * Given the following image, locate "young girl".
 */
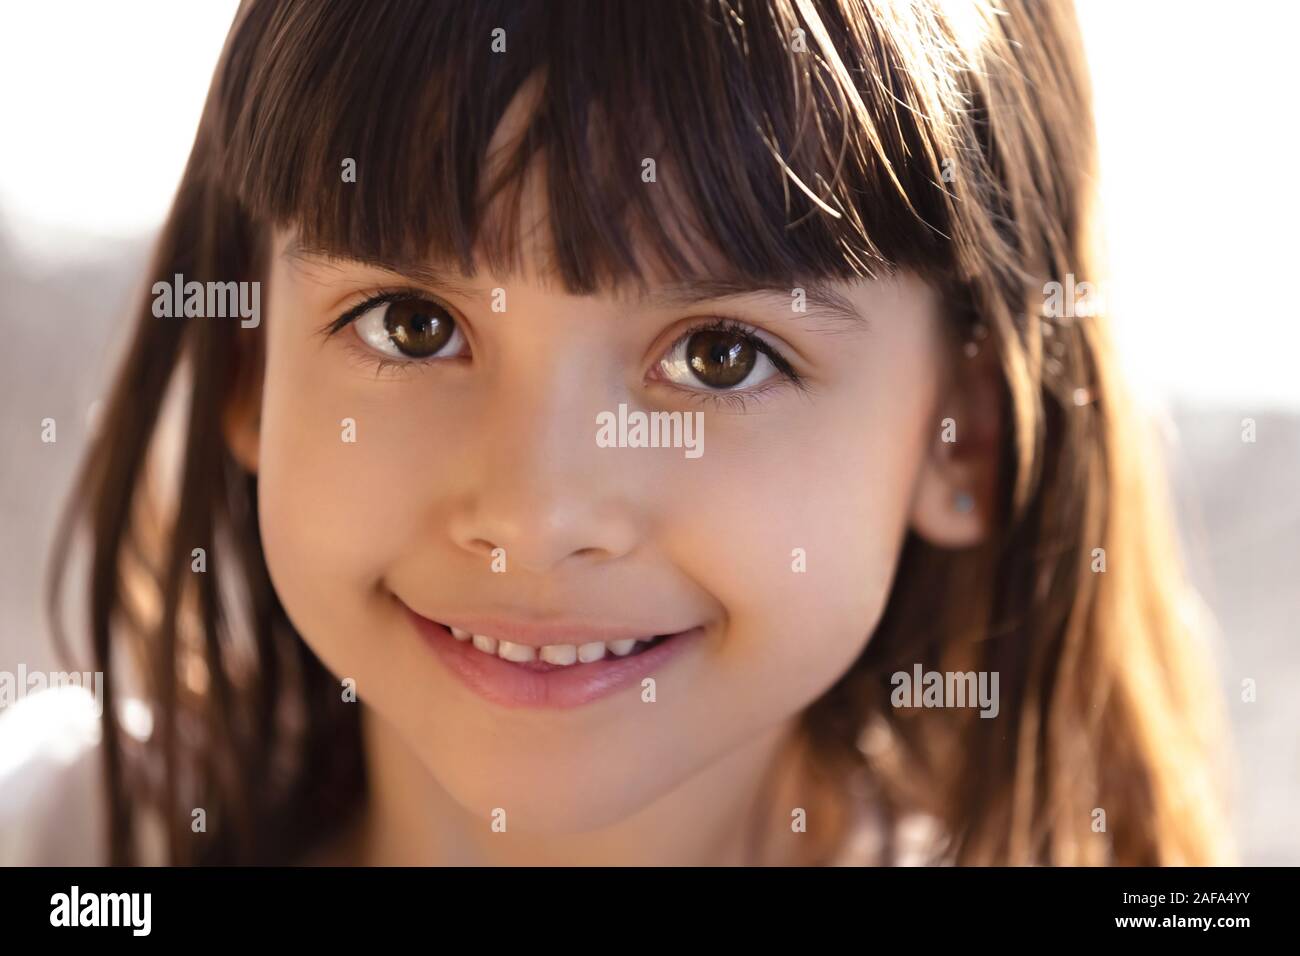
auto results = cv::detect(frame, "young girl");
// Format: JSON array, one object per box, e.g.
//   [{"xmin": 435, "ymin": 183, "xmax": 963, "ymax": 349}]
[{"xmin": 43, "ymin": 0, "xmax": 1231, "ymax": 865}]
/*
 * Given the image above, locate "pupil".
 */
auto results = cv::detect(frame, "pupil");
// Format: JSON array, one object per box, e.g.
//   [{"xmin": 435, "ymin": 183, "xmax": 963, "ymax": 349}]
[{"xmin": 687, "ymin": 330, "xmax": 755, "ymax": 388}]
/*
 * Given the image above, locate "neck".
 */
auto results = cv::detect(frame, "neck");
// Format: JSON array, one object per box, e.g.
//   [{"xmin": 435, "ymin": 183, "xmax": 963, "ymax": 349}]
[{"xmin": 336, "ymin": 703, "xmax": 834, "ymax": 866}]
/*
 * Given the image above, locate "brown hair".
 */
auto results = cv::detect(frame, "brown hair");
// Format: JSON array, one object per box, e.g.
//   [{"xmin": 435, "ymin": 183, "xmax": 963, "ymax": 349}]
[{"xmin": 49, "ymin": 0, "xmax": 1230, "ymax": 864}]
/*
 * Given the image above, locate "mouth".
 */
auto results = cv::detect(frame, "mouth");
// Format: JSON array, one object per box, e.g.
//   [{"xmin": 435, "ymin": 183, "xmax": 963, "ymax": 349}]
[
  {"xmin": 402, "ymin": 605, "xmax": 702, "ymax": 709},
  {"xmin": 443, "ymin": 625, "xmax": 674, "ymax": 671}
]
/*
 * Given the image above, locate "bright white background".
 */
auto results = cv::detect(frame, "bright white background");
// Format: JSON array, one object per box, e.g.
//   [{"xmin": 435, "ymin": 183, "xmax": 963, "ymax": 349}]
[{"xmin": 0, "ymin": 0, "xmax": 1297, "ymax": 410}]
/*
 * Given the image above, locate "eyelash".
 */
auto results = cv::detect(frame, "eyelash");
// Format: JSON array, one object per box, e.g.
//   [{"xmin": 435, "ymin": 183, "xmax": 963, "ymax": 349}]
[{"xmin": 320, "ymin": 291, "xmax": 806, "ymax": 406}]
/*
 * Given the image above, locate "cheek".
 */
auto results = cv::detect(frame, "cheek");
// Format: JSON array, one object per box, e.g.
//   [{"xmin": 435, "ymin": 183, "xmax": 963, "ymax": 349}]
[
  {"xmin": 253, "ymin": 307, "xmax": 441, "ymax": 672},
  {"xmin": 664, "ymin": 363, "xmax": 938, "ymax": 711}
]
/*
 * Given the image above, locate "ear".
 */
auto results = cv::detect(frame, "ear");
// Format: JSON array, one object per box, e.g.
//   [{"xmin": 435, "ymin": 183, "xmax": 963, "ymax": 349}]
[
  {"xmin": 908, "ymin": 340, "xmax": 1002, "ymax": 548},
  {"xmin": 222, "ymin": 325, "xmax": 264, "ymax": 474}
]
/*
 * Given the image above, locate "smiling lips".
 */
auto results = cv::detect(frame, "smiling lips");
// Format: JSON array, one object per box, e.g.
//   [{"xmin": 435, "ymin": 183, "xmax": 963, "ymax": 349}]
[{"xmin": 403, "ymin": 605, "xmax": 701, "ymax": 708}]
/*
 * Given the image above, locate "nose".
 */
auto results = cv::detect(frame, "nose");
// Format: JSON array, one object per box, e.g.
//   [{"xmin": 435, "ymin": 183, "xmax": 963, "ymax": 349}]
[{"xmin": 447, "ymin": 380, "xmax": 644, "ymax": 575}]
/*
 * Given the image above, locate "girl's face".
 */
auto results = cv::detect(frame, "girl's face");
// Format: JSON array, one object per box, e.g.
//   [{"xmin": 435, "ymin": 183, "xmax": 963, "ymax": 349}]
[{"xmin": 232, "ymin": 152, "xmax": 987, "ymax": 834}]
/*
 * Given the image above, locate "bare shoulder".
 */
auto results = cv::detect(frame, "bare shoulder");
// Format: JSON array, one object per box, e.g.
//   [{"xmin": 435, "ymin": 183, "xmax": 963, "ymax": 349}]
[{"xmin": 0, "ymin": 686, "xmax": 107, "ymax": 866}]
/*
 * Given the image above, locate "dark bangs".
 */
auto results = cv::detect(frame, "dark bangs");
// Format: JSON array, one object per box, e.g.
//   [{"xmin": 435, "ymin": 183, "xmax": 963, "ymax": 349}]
[{"xmin": 202, "ymin": 0, "xmax": 982, "ymax": 295}]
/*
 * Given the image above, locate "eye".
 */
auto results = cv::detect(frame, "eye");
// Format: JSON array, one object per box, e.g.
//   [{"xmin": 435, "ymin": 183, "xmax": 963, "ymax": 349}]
[
  {"xmin": 353, "ymin": 296, "xmax": 467, "ymax": 360},
  {"xmin": 658, "ymin": 324, "xmax": 782, "ymax": 391}
]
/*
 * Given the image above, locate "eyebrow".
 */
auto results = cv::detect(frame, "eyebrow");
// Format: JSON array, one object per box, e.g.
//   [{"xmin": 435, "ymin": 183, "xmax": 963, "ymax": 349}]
[
  {"xmin": 634, "ymin": 279, "xmax": 868, "ymax": 331},
  {"xmin": 283, "ymin": 239, "xmax": 485, "ymax": 300},
  {"xmin": 282, "ymin": 240, "xmax": 869, "ymax": 330}
]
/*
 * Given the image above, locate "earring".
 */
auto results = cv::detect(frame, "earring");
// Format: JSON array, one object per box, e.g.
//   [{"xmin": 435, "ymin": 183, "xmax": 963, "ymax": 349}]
[
  {"xmin": 954, "ymin": 492, "xmax": 974, "ymax": 513},
  {"xmin": 962, "ymin": 321, "xmax": 989, "ymax": 358}
]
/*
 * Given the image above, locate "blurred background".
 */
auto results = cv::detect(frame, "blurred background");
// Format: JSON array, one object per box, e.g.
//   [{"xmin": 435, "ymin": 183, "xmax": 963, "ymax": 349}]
[{"xmin": 0, "ymin": 1, "xmax": 1296, "ymax": 862}]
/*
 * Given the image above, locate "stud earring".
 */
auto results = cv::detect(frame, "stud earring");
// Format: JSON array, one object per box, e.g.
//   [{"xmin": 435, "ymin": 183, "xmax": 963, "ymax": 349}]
[
  {"xmin": 962, "ymin": 321, "xmax": 989, "ymax": 358},
  {"xmin": 954, "ymin": 492, "xmax": 974, "ymax": 513}
]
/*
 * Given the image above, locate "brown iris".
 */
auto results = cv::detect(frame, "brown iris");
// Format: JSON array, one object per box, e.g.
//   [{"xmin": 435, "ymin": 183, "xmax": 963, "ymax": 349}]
[
  {"xmin": 686, "ymin": 329, "xmax": 757, "ymax": 388},
  {"xmin": 384, "ymin": 299, "xmax": 455, "ymax": 357}
]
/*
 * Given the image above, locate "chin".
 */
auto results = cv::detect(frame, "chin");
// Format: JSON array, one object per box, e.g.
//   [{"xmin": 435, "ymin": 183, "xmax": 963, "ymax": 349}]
[{"xmin": 423, "ymin": 749, "xmax": 681, "ymax": 835}]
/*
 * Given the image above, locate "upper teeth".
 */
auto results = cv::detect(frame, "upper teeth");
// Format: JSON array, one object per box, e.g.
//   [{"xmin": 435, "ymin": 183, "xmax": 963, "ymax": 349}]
[{"xmin": 450, "ymin": 627, "xmax": 649, "ymax": 665}]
